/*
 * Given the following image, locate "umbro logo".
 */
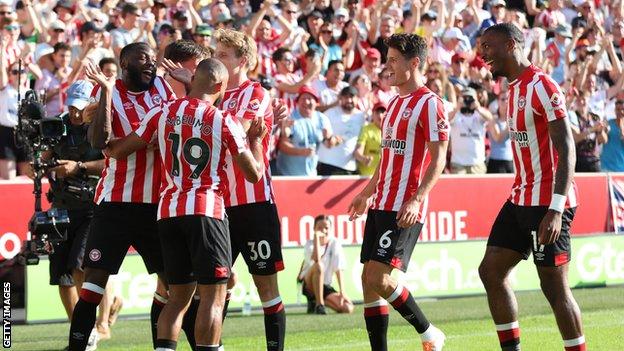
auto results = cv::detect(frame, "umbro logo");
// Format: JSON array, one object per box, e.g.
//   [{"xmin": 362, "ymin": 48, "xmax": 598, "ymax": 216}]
[{"xmin": 72, "ymin": 332, "xmax": 85, "ymax": 340}]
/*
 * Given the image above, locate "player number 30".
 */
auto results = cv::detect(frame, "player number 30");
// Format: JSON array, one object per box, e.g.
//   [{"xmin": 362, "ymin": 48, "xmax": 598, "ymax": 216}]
[{"xmin": 248, "ymin": 240, "xmax": 271, "ymax": 261}]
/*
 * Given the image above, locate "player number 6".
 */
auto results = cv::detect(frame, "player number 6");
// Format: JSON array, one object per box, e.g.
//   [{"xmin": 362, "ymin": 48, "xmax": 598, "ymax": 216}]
[{"xmin": 379, "ymin": 230, "xmax": 392, "ymax": 249}]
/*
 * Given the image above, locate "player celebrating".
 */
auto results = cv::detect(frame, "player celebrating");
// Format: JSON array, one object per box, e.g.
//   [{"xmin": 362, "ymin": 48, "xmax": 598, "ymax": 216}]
[
  {"xmin": 68, "ymin": 42, "xmax": 175, "ymax": 351},
  {"xmin": 478, "ymin": 23, "xmax": 584, "ymax": 351},
  {"xmin": 348, "ymin": 33, "xmax": 448, "ymax": 351},
  {"xmin": 103, "ymin": 58, "xmax": 267, "ymax": 351},
  {"xmin": 212, "ymin": 28, "xmax": 286, "ymax": 351}
]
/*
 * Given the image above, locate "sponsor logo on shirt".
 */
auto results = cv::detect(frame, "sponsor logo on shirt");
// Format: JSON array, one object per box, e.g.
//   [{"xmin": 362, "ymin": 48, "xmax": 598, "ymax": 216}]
[
  {"xmin": 381, "ymin": 138, "xmax": 406, "ymax": 155},
  {"xmin": 510, "ymin": 130, "xmax": 530, "ymax": 147}
]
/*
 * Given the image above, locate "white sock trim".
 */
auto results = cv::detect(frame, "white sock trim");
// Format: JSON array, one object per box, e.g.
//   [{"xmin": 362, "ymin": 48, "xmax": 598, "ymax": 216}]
[
  {"xmin": 261, "ymin": 296, "xmax": 282, "ymax": 308},
  {"xmin": 495, "ymin": 321, "xmax": 520, "ymax": 331},
  {"xmin": 154, "ymin": 293, "xmax": 168, "ymax": 304},
  {"xmin": 386, "ymin": 284, "xmax": 403, "ymax": 303},
  {"xmin": 196, "ymin": 345, "xmax": 220, "ymax": 347},
  {"xmin": 363, "ymin": 299, "xmax": 388, "ymax": 308},
  {"xmin": 154, "ymin": 348, "xmax": 175, "ymax": 351},
  {"xmin": 563, "ymin": 336, "xmax": 585, "ymax": 347},
  {"xmin": 82, "ymin": 282, "xmax": 105, "ymax": 295}
]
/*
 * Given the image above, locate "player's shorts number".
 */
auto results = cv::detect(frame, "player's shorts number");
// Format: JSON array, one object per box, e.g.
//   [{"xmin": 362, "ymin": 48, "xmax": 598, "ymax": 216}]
[
  {"xmin": 168, "ymin": 133, "xmax": 211, "ymax": 179},
  {"xmin": 379, "ymin": 230, "xmax": 392, "ymax": 249},
  {"xmin": 248, "ymin": 240, "xmax": 271, "ymax": 261}
]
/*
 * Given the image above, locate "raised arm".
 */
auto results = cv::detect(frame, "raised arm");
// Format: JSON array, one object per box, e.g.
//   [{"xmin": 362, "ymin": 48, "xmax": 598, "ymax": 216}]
[{"xmin": 85, "ymin": 63, "xmax": 115, "ymax": 149}]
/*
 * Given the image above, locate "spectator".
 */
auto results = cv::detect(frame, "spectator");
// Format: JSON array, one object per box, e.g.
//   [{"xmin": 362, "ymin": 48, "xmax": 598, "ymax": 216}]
[
  {"xmin": 373, "ymin": 67, "xmax": 397, "ymax": 105},
  {"xmin": 601, "ymin": 98, "xmax": 624, "ymax": 171},
  {"xmin": 111, "ymin": 4, "xmax": 153, "ymax": 58},
  {"xmin": 230, "ymin": 0, "xmax": 252, "ymax": 30},
  {"xmin": 298, "ymin": 215, "xmax": 353, "ymax": 315},
  {"xmin": 354, "ymin": 101, "xmax": 384, "ymax": 176},
  {"xmin": 35, "ymin": 20, "xmax": 65, "ymax": 64},
  {"xmin": 273, "ymin": 47, "xmax": 321, "ymax": 113},
  {"xmin": 350, "ymin": 73, "xmax": 374, "ymax": 118},
  {"xmin": 192, "ymin": 24, "xmax": 212, "ymax": 49},
  {"xmin": 276, "ymin": 86, "xmax": 332, "ymax": 176},
  {"xmin": 317, "ymin": 86, "xmax": 366, "ymax": 176},
  {"xmin": 367, "ymin": 2, "xmax": 397, "ymax": 63},
  {"xmin": 479, "ymin": 0, "xmax": 507, "ymax": 31},
  {"xmin": 246, "ymin": 0, "xmax": 292, "ymax": 78},
  {"xmin": 535, "ymin": 0, "xmax": 566, "ymax": 31},
  {"xmin": 425, "ymin": 61, "xmax": 456, "ymax": 105},
  {"xmin": 0, "ymin": 58, "xmax": 29, "ymax": 179},
  {"xmin": 449, "ymin": 52, "xmax": 471, "ymax": 88},
  {"xmin": 309, "ymin": 21, "xmax": 343, "ymax": 73},
  {"xmin": 35, "ymin": 42, "xmax": 75, "ymax": 117},
  {"xmin": 72, "ymin": 22, "xmax": 114, "ymax": 68},
  {"xmin": 312, "ymin": 59, "xmax": 348, "ymax": 112},
  {"xmin": 486, "ymin": 91, "xmax": 513, "ymax": 173},
  {"xmin": 278, "ymin": 1, "xmax": 308, "ymax": 55},
  {"xmin": 348, "ymin": 47, "xmax": 381, "ymax": 84},
  {"xmin": 570, "ymin": 91, "xmax": 608, "ymax": 172},
  {"xmin": 98, "ymin": 57, "xmax": 118, "ymax": 80},
  {"xmin": 544, "ymin": 23, "xmax": 573, "ymax": 85},
  {"xmin": 449, "ymin": 87, "xmax": 493, "ymax": 174},
  {"xmin": 431, "ymin": 27, "xmax": 467, "ymax": 68}
]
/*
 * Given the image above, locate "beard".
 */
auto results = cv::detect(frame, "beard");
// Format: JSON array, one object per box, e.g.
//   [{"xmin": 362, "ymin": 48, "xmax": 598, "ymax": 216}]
[{"xmin": 127, "ymin": 65, "xmax": 154, "ymax": 91}]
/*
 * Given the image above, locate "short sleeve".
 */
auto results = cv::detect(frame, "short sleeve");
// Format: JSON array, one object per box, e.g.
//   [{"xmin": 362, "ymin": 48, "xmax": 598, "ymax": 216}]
[
  {"xmin": 357, "ymin": 124, "xmax": 369, "ymax": 145},
  {"xmin": 222, "ymin": 112, "xmax": 248, "ymax": 156},
  {"xmin": 534, "ymin": 76, "xmax": 567, "ymax": 122},
  {"xmin": 421, "ymin": 95, "xmax": 450, "ymax": 142},
  {"xmin": 237, "ymin": 84, "xmax": 271, "ymax": 121},
  {"xmin": 135, "ymin": 106, "xmax": 162, "ymax": 144}
]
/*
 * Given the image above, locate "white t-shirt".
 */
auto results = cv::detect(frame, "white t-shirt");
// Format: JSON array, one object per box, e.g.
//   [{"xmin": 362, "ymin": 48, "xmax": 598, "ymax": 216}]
[
  {"xmin": 0, "ymin": 85, "xmax": 22, "ymax": 127},
  {"xmin": 318, "ymin": 106, "xmax": 366, "ymax": 171},
  {"xmin": 450, "ymin": 111, "xmax": 487, "ymax": 166},
  {"xmin": 312, "ymin": 79, "xmax": 349, "ymax": 108},
  {"xmin": 300, "ymin": 236, "xmax": 346, "ymax": 286},
  {"xmin": 111, "ymin": 27, "xmax": 143, "ymax": 49}
]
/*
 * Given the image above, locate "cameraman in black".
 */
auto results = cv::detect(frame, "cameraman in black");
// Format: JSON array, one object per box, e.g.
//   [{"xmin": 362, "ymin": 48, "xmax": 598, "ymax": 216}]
[{"xmin": 42, "ymin": 80, "xmax": 119, "ymax": 349}]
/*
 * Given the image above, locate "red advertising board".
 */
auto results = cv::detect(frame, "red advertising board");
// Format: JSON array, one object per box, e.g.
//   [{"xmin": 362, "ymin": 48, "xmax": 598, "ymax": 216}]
[{"xmin": 0, "ymin": 174, "xmax": 612, "ymax": 259}]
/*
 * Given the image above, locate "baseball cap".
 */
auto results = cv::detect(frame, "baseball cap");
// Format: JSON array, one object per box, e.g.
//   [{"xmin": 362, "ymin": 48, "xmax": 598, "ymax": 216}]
[
  {"xmin": 575, "ymin": 38, "xmax": 590, "ymax": 49},
  {"xmin": 572, "ymin": 0, "xmax": 587, "ymax": 7},
  {"xmin": 334, "ymin": 8, "xmax": 349, "ymax": 20},
  {"xmin": 365, "ymin": 48, "xmax": 381, "ymax": 60},
  {"xmin": 339, "ymin": 86, "xmax": 358, "ymax": 97},
  {"xmin": 50, "ymin": 20, "xmax": 66, "ymax": 31},
  {"xmin": 297, "ymin": 85, "xmax": 320, "ymax": 102},
  {"xmin": 554, "ymin": 23, "xmax": 572, "ymax": 38},
  {"xmin": 462, "ymin": 87, "xmax": 478, "ymax": 99},
  {"xmin": 373, "ymin": 101, "xmax": 388, "ymax": 111},
  {"xmin": 452, "ymin": 51, "xmax": 469, "ymax": 63},
  {"xmin": 421, "ymin": 10, "xmax": 437, "ymax": 21},
  {"xmin": 53, "ymin": 0, "xmax": 74, "ymax": 12},
  {"xmin": 443, "ymin": 27, "xmax": 465, "ymax": 40},
  {"xmin": 66, "ymin": 80, "xmax": 94, "ymax": 110},
  {"xmin": 490, "ymin": 0, "xmax": 506, "ymax": 7},
  {"xmin": 216, "ymin": 12, "xmax": 233, "ymax": 24},
  {"xmin": 195, "ymin": 24, "xmax": 212, "ymax": 36}
]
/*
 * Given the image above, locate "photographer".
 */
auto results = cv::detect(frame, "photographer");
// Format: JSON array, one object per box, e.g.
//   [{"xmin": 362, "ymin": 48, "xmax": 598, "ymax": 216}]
[
  {"xmin": 43, "ymin": 80, "xmax": 121, "ymax": 346},
  {"xmin": 449, "ymin": 87, "xmax": 493, "ymax": 174}
]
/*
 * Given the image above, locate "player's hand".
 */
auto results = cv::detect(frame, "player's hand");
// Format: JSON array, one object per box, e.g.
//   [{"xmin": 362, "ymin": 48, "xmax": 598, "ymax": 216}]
[
  {"xmin": 247, "ymin": 117, "xmax": 267, "ymax": 143},
  {"xmin": 161, "ymin": 58, "xmax": 193, "ymax": 85},
  {"xmin": 363, "ymin": 155, "xmax": 373, "ymax": 166},
  {"xmin": 348, "ymin": 192, "xmax": 370, "ymax": 221},
  {"xmin": 85, "ymin": 61, "xmax": 114, "ymax": 90},
  {"xmin": 272, "ymin": 98, "xmax": 289, "ymax": 124},
  {"xmin": 51, "ymin": 160, "xmax": 79, "ymax": 178},
  {"xmin": 396, "ymin": 196, "xmax": 421, "ymax": 228},
  {"xmin": 537, "ymin": 209, "xmax": 563, "ymax": 245}
]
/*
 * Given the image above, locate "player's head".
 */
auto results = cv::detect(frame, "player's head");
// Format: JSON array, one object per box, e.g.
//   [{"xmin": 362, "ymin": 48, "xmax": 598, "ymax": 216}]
[
  {"xmin": 314, "ymin": 215, "xmax": 331, "ymax": 235},
  {"xmin": 164, "ymin": 40, "xmax": 211, "ymax": 73},
  {"xmin": 213, "ymin": 29, "xmax": 257, "ymax": 78},
  {"xmin": 480, "ymin": 23, "xmax": 525, "ymax": 78},
  {"xmin": 191, "ymin": 58, "xmax": 229, "ymax": 102},
  {"xmin": 384, "ymin": 33, "xmax": 427, "ymax": 87},
  {"xmin": 119, "ymin": 42, "xmax": 156, "ymax": 91}
]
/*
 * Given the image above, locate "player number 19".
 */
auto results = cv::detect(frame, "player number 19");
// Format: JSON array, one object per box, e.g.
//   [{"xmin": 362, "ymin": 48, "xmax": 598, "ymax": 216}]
[{"xmin": 167, "ymin": 133, "xmax": 211, "ymax": 179}]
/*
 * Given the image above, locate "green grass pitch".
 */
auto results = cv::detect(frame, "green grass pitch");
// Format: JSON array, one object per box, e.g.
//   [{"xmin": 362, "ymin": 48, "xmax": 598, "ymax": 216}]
[{"xmin": 11, "ymin": 286, "xmax": 624, "ymax": 350}]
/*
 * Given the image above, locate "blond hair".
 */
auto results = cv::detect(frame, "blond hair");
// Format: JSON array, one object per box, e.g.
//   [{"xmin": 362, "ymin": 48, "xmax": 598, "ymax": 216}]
[{"xmin": 214, "ymin": 29, "xmax": 257, "ymax": 70}]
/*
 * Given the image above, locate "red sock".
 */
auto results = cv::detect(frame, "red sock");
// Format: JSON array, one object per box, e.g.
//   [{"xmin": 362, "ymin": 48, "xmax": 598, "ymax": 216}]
[{"xmin": 496, "ymin": 321, "xmax": 520, "ymax": 350}]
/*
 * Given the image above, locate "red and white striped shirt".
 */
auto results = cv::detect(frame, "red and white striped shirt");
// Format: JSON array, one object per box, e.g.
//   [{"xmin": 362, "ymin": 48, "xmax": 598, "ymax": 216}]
[
  {"xmin": 372, "ymin": 87, "xmax": 449, "ymax": 221},
  {"xmin": 507, "ymin": 65, "xmax": 578, "ymax": 207},
  {"xmin": 256, "ymin": 38, "xmax": 281, "ymax": 78},
  {"xmin": 92, "ymin": 77, "xmax": 176, "ymax": 204},
  {"xmin": 219, "ymin": 80, "xmax": 274, "ymax": 207},
  {"xmin": 135, "ymin": 97, "xmax": 248, "ymax": 220},
  {"xmin": 273, "ymin": 71, "xmax": 301, "ymax": 113}
]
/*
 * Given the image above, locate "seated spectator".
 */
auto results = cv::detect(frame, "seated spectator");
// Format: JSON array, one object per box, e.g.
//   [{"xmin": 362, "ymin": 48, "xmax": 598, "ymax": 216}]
[
  {"xmin": 312, "ymin": 59, "xmax": 348, "ymax": 112},
  {"xmin": 354, "ymin": 101, "xmax": 384, "ymax": 176},
  {"xmin": 486, "ymin": 91, "xmax": 513, "ymax": 173},
  {"xmin": 317, "ymin": 86, "xmax": 366, "ymax": 176},
  {"xmin": 570, "ymin": 91, "xmax": 608, "ymax": 172},
  {"xmin": 601, "ymin": 99, "xmax": 624, "ymax": 171},
  {"xmin": 277, "ymin": 86, "xmax": 332, "ymax": 176},
  {"xmin": 449, "ymin": 88, "xmax": 493, "ymax": 174},
  {"xmin": 298, "ymin": 215, "xmax": 354, "ymax": 315}
]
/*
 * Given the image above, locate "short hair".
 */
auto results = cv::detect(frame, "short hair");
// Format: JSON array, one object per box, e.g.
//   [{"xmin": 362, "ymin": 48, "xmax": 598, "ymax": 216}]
[
  {"xmin": 195, "ymin": 58, "xmax": 228, "ymax": 89},
  {"xmin": 483, "ymin": 23, "xmax": 525, "ymax": 47},
  {"xmin": 121, "ymin": 3, "xmax": 139, "ymax": 17},
  {"xmin": 327, "ymin": 60, "xmax": 343, "ymax": 70},
  {"xmin": 119, "ymin": 42, "xmax": 151, "ymax": 66},
  {"xmin": 272, "ymin": 47, "xmax": 291, "ymax": 62},
  {"xmin": 164, "ymin": 40, "xmax": 210, "ymax": 63},
  {"xmin": 98, "ymin": 57, "xmax": 117, "ymax": 70},
  {"xmin": 314, "ymin": 215, "xmax": 330, "ymax": 226},
  {"xmin": 384, "ymin": 33, "xmax": 428, "ymax": 69},
  {"xmin": 214, "ymin": 29, "xmax": 257, "ymax": 70},
  {"xmin": 53, "ymin": 42, "xmax": 71, "ymax": 53}
]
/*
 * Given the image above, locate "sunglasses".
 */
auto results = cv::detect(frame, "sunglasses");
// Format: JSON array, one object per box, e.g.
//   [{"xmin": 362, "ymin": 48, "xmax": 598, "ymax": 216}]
[
  {"xmin": 53, "ymin": 28, "xmax": 64, "ymax": 33},
  {"xmin": 4, "ymin": 25, "xmax": 19, "ymax": 31},
  {"xmin": 287, "ymin": 10, "xmax": 298, "ymax": 14},
  {"xmin": 10, "ymin": 69, "xmax": 26, "ymax": 75},
  {"xmin": 0, "ymin": 11, "xmax": 11, "ymax": 16},
  {"xmin": 321, "ymin": 30, "xmax": 333, "ymax": 34}
]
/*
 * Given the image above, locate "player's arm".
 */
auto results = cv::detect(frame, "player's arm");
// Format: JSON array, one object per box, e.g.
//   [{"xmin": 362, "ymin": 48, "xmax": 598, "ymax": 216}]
[
  {"xmin": 105, "ymin": 106, "xmax": 162, "ymax": 159},
  {"xmin": 232, "ymin": 117, "xmax": 267, "ymax": 183},
  {"xmin": 348, "ymin": 162, "xmax": 380, "ymax": 220},
  {"xmin": 85, "ymin": 63, "xmax": 115, "ymax": 149}
]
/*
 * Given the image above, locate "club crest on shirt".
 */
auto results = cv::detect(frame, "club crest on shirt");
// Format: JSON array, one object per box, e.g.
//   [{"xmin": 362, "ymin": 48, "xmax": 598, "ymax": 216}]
[
  {"xmin": 248, "ymin": 98, "xmax": 261, "ymax": 111},
  {"xmin": 152, "ymin": 94, "xmax": 162, "ymax": 105},
  {"xmin": 518, "ymin": 96, "xmax": 526, "ymax": 110},
  {"xmin": 384, "ymin": 127, "xmax": 393, "ymax": 139},
  {"xmin": 402, "ymin": 108, "xmax": 413, "ymax": 119},
  {"xmin": 227, "ymin": 99, "xmax": 237, "ymax": 110}
]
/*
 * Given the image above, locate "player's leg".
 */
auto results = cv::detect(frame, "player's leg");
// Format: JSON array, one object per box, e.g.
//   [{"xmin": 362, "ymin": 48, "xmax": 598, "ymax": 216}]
[
  {"xmin": 252, "ymin": 273, "xmax": 286, "ymax": 351},
  {"xmin": 156, "ymin": 282, "xmax": 196, "ymax": 350},
  {"xmin": 196, "ymin": 283, "xmax": 227, "ymax": 350},
  {"xmin": 303, "ymin": 261, "xmax": 325, "ymax": 309},
  {"xmin": 68, "ymin": 267, "xmax": 110, "ymax": 351}
]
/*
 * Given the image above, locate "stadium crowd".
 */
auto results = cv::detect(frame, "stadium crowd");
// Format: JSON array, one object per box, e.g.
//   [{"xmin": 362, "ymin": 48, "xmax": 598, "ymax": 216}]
[{"xmin": 0, "ymin": 0, "xmax": 623, "ymax": 179}]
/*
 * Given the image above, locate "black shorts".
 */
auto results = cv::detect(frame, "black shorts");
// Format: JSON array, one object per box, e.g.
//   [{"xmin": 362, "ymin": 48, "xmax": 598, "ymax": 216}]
[
  {"xmin": 226, "ymin": 201, "xmax": 284, "ymax": 275},
  {"xmin": 487, "ymin": 159, "xmax": 514, "ymax": 174},
  {"xmin": 0, "ymin": 125, "xmax": 30, "ymax": 162},
  {"xmin": 360, "ymin": 209, "xmax": 423, "ymax": 272},
  {"xmin": 488, "ymin": 200, "xmax": 576, "ymax": 266},
  {"xmin": 158, "ymin": 215, "xmax": 231, "ymax": 285},
  {"xmin": 49, "ymin": 210, "xmax": 92, "ymax": 286},
  {"xmin": 84, "ymin": 202, "xmax": 164, "ymax": 274},
  {"xmin": 302, "ymin": 281, "xmax": 338, "ymax": 301}
]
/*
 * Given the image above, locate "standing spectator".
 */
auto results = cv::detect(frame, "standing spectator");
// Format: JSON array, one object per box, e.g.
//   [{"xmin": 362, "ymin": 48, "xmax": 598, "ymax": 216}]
[
  {"xmin": 277, "ymin": 86, "xmax": 332, "ymax": 176},
  {"xmin": 34, "ymin": 20, "xmax": 65, "ymax": 64},
  {"xmin": 53, "ymin": 0, "xmax": 79, "ymax": 44},
  {"xmin": 350, "ymin": 73, "xmax": 374, "ymax": 118},
  {"xmin": 535, "ymin": 0, "xmax": 566, "ymax": 31},
  {"xmin": 570, "ymin": 91, "xmax": 608, "ymax": 172},
  {"xmin": 317, "ymin": 86, "xmax": 366, "ymax": 175},
  {"xmin": 111, "ymin": 4, "xmax": 153, "ymax": 58},
  {"xmin": 278, "ymin": 1, "xmax": 308, "ymax": 55},
  {"xmin": 72, "ymin": 22, "xmax": 114, "ymax": 68},
  {"xmin": 192, "ymin": 24, "xmax": 212, "ymax": 49},
  {"xmin": 544, "ymin": 24, "xmax": 573, "ymax": 85},
  {"xmin": 230, "ymin": 0, "xmax": 252, "ymax": 30},
  {"xmin": 431, "ymin": 28, "xmax": 467, "ymax": 68},
  {"xmin": 486, "ymin": 91, "xmax": 514, "ymax": 173},
  {"xmin": 449, "ymin": 88, "xmax": 493, "ymax": 174},
  {"xmin": 246, "ymin": 0, "xmax": 292, "ymax": 78},
  {"xmin": 449, "ymin": 51, "xmax": 471, "ymax": 88},
  {"xmin": 354, "ymin": 101, "xmax": 384, "ymax": 176},
  {"xmin": 298, "ymin": 215, "xmax": 354, "ymax": 315},
  {"xmin": 35, "ymin": 42, "xmax": 74, "ymax": 117},
  {"xmin": 309, "ymin": 22, "xmax": 343, "ymax": 73},
  {"xmin": 478, "ymin": 0, "xmax": 506, "ymax": 31},
  {"xmin": 367, "ymin": 1, "xmax": 397, "ymax": 63},
  {"xmin": 273, "ymin": 47, "xmax": 321, "ymax": 113},
  {"xmin": 312, "ymin": 59, "xmax": 348, "ymax": 112},
  {"xmin": 601, "ymin": 99, "xmax": 624, "ymax": 171},
  {"xmin": 374, "ymin": 67, "xmax": 397, "ymax": 105},
  {"xmin": 98, "ymin": 57, "xmax": 118, "ymax": 80},
  {"xmin": 348, "ymin": 48, "xmax": 381, "ymax": 84}
]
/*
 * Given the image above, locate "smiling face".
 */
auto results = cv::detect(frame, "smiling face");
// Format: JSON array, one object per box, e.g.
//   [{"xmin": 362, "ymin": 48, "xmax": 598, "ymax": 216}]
[
  {"xmin": 480, "ymin": 30, "xmax": 514, "ymax": 78},
  {"xmin": 124, "ymin": 46, "xmax": 157, "ymax": 90},
  {"xmin": 385, "ymin": 47, "xmax": 419, "ymax": 87},
  {"xmin": 297, "ymin": 93, "xmax": 317, "ymax": 117}
]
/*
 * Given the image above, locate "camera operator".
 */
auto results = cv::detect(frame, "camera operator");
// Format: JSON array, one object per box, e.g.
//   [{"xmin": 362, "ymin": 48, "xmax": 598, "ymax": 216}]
[
  {"xmin": 449, "ymin": 87, "xmax": 493, "ymax": 174},
  {"xmin": 42, "ymin": 80, "xmax": 121, "ymax": 347}
]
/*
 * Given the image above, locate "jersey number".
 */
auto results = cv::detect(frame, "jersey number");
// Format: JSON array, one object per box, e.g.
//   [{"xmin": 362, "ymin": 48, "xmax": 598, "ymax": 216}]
[
  {"xmin": 379, "ymin": 230, "xmax": 392, "ymax": 249},
  {"xmin": 248, "ymin": 240, "xmax": 271, "ymax": 261},
  {"xmin": 167, "ymin": 133, "xmax": 211, "ymax": 179}
]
